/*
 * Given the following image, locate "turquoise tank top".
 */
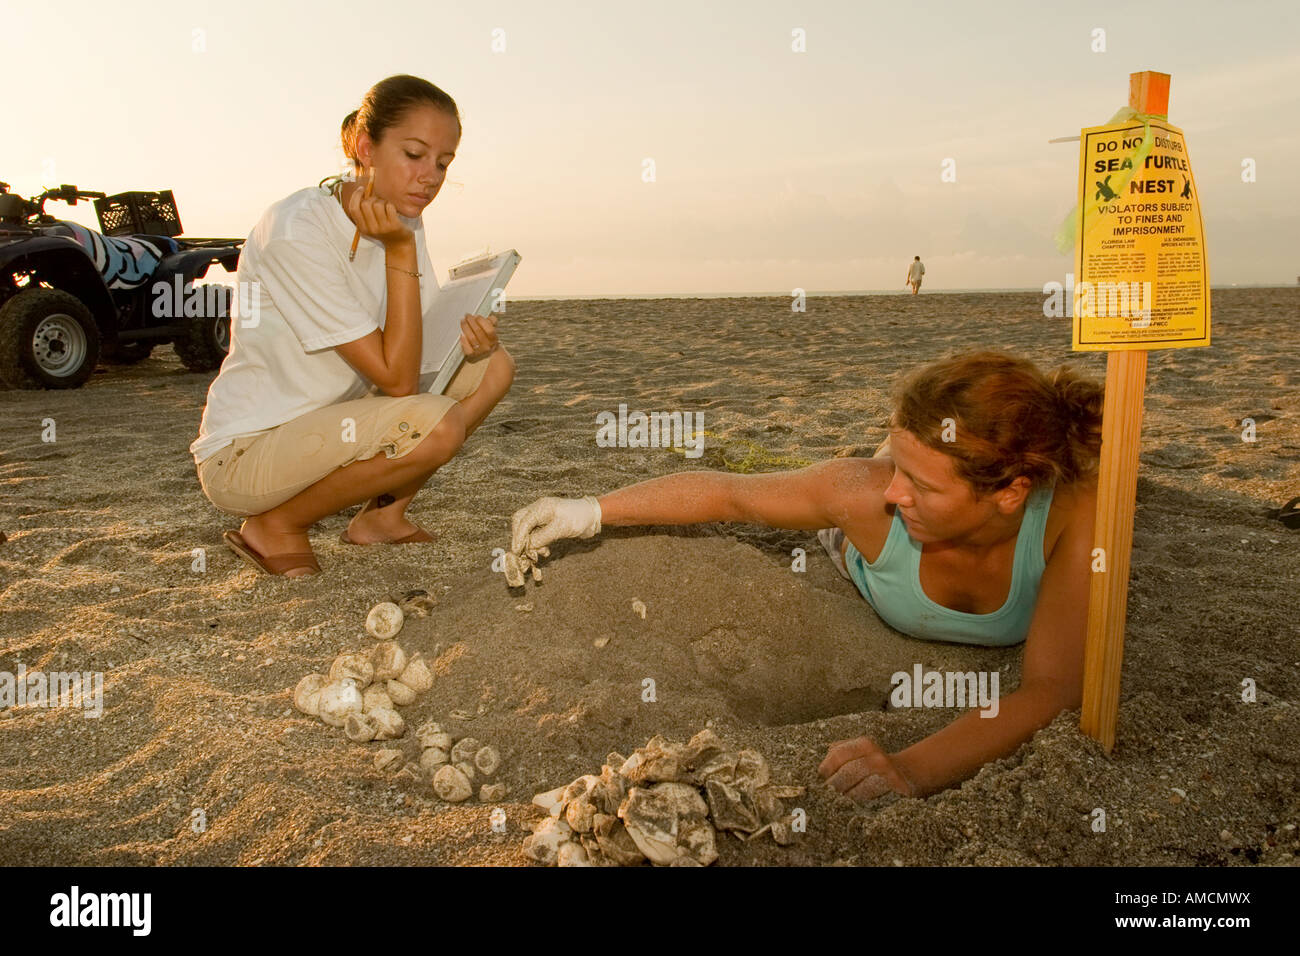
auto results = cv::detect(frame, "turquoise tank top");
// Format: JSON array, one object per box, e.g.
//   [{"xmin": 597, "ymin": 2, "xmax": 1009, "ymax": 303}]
[{"xmin": 843, "ymin": 485, "xmax": 1054, "ymax": 647}]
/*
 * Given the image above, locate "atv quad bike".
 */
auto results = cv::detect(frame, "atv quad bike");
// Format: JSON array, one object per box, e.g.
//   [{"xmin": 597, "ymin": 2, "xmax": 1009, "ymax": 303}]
[{"xmin": 0, "ymin": 181, "xmax": 243, "ymax": 389}]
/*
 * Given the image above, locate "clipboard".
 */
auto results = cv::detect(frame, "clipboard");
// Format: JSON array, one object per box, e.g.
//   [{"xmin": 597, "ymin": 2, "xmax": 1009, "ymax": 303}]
[{"xmin": 419, "ymin": 249, "xmax": 521, "ymax": 395}]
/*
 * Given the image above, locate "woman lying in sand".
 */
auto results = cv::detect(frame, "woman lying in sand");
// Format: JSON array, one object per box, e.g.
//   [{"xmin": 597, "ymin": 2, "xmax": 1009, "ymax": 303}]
[
  {"xmin": 190, "ymin": 75, "xmax": 515, "ymax": 577},
  {"xmin": 509, "ymin": 351, "xmax": 1102, "ymax": 801}
]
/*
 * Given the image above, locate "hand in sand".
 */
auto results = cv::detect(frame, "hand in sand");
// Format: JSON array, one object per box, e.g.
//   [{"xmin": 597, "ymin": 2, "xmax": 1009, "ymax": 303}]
[
  {"xmin": 818, "ymin": 736, "xmax": 914, "ymax": 802},
  {"xmin": 510, "ymin": 496, "xmax": 602, "ymax": 555},
  {"xmin": 460, "ymin": 313, "xmax": 499, "ymax": 359}
]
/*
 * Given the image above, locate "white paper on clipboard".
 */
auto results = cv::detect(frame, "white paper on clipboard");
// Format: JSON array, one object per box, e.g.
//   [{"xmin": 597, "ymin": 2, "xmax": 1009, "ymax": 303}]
[{"xmin": 418, "ymin": 249, "xmax": 521, "ymax": 395}]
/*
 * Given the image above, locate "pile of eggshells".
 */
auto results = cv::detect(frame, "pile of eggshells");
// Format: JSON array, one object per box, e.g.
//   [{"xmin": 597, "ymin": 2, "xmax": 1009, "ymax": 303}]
[
  {"xmin": 523, "ymin": 729, "xmax": 804, "ymax": 867},
  {"xmin": 415, "ymin": 722, "xmax": 507, "ymax": 804},
  {"xmin": 292, "ymin": 600, "xmax": 433, "ymax": 742}
]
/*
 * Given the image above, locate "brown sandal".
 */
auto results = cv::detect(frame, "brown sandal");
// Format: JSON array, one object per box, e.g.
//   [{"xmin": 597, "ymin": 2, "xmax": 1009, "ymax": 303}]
[{"xmin": 223, "ymin": 530, "xmax": 320, "ymax": 577}]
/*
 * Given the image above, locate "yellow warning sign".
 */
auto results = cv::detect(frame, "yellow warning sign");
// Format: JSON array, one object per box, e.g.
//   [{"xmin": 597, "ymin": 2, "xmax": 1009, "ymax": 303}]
[{"xmin": 1073, "ymin": 120, "xmax": 1210, "ymax": 350}]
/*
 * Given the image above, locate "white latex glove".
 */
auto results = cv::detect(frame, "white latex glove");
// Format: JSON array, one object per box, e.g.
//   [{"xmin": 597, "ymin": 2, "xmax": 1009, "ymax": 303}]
[{"xmin": 510, "ymin": 496, "xmax": 602, "ymax": 555}]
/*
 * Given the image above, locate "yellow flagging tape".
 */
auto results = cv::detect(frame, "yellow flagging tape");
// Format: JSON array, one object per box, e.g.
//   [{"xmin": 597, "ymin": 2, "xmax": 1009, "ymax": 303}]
[
  {"xmin": 667, "ymin": 429, "xmax": 815, "ymax": 473},
  {"xmin": 1054, "ymin": 106, "xmax": 1161, "ymax": 254}
]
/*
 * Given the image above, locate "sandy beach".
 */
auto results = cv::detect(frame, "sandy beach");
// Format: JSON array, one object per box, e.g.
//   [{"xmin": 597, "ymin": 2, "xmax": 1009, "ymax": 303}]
[{"xmin": 0, "ymin": 287, "xmax": 1297, "ymax": 866}]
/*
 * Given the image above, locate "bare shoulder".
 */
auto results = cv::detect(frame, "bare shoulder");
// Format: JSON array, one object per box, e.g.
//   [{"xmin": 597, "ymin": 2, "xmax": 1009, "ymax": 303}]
[
  {"xmin": 810, "ymin": 455, "xmax": 894, "ymax": 534},
  {"xmin": 1044, "ymin": 479, "xmax": 1098, "ymax": 561}
]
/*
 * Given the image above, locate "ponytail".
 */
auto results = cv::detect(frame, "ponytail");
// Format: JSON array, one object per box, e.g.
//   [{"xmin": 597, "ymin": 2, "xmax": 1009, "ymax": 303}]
[
  {"xmin": 340, "ymin": 109, "xmax": 360, "ymax": 168},
  {"xmin": 1047, "ymin": 365, "xmax": 1104, "ymax": 484}
]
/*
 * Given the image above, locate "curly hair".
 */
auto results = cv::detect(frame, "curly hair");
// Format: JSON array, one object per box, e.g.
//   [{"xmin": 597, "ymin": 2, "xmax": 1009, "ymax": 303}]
[{"xmin": 890, "ymin": 351, "xmax": 1104, "ymax": 493}]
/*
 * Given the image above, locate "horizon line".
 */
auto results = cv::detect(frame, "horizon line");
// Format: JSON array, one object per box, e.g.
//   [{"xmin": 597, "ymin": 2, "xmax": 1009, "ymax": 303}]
[{"xmin": 510, "ymin": 283, "xmax": 1297, "ymax": 301}]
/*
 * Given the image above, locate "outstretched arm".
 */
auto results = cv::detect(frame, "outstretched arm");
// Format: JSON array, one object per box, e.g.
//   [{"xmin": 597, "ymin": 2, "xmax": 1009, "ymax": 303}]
[
  {"xmin": 821, "ymin": 484, "xmax": 1095, "ymax": 799},
  {"xmin": 597, "ymin": 457, "xmax": 882, "ymax": 529},
  {"xmin": 511, "ymin": 457, "xmax": 888, "ymax": 554}
]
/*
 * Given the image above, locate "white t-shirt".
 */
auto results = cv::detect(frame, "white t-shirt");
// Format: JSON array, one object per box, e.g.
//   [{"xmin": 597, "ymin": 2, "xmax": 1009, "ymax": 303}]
[
  {"xmin": 907, "ymin": 260, "xmax": 925, "ymax": 282},
  {"xmin": 189, "ymin": 183, "xmax": 440, "ymax": 464}
]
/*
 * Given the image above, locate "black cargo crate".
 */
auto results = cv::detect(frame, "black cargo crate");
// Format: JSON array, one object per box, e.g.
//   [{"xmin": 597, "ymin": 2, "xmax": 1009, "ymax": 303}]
[{"xmin": 94, "ymin": 190, "xmax": 183, "ymax": 238}]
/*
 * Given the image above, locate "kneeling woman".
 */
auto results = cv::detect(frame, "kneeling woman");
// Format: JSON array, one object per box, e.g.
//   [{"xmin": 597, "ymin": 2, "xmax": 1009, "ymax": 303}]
[
  {"xmin": 191, "ymin": 75, "xmax": 515, "ymax": 576},
  {"xmin": 510, "ymin": 352, "xmax": 1102, "ymax": 800}
]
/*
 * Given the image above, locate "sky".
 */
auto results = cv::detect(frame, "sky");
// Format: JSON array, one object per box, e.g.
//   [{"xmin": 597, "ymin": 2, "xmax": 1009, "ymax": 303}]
[{"xmin": 3, "ymin": 0, "xmax": 1297, "ymax": 296}]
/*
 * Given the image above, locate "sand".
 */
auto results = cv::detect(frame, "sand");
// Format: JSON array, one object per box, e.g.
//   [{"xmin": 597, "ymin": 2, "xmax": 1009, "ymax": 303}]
[{"xmin": 0, "ymin": 288, "xmax": 1297, "ymax": 866}]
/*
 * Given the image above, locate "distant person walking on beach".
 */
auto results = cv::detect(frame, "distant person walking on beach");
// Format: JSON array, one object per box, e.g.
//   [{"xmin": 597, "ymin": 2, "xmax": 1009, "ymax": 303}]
[
  {"xmin": 510, "ymin": 351, "xmax": 1103, "ymax": 802},
  {"xmin": 191, "ymin": 74, "xmax": 515, "ymax": 576},
  {"xmin": 906, "ymin": 256, "xmax": 925, "ymax": 294}
]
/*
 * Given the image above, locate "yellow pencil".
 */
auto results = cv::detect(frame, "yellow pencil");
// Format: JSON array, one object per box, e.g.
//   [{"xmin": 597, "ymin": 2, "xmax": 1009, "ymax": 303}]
[{"xmin": 348, "ymin": 168, "xmax": 374, "ymax": 261}]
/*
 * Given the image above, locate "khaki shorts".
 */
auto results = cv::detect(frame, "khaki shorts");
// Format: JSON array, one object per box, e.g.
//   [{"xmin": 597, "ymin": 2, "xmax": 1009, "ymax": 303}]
[{"xmin": 196, "ymin": 355, "xmax": 490, "ymax": 517}]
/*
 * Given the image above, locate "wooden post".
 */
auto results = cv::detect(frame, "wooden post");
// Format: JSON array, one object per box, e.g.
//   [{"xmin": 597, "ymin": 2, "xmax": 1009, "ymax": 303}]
[{"xmin": 1078, "ymin": 71, "xmax": 1170, "ymax": 753}]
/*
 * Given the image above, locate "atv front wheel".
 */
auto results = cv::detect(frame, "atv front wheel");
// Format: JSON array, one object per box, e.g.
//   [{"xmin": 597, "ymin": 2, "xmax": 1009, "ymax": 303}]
[
  {"xmin": 0, "ymin": 288, "xmax": 102, "ymax": 389},
  {"xmin": 171, "ymin": 282, "xmax": 232, "ymax": 373}
]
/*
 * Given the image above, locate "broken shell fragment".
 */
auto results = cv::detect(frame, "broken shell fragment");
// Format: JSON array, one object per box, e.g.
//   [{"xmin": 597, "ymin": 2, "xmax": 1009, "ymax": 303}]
[
  {"xmin": 705, "ymin": 777, "xmax": 761, "ymax": 833},
  {"xmin": 317, "ymin": 678, "xmax": 364, "ymax": 727},
  {"xmin": 683, "ymin": 729, "xmax": 726, "ymax": 766},
  {"xmin": 522, "ymin": 817, "xmax": 572, "ymax": 865},
  {"xmin": 565, "ymin": 790, "xmax": 599, "ymax": 834},
  {"xmin": 590, "ymin": 766, "xmax": 628, "ymax": 816},
  {"xmin": 622, "ymin": 736, "xmax": 687, "ymax": 785},
  {"xmin": 474, "ymin": 745, "xmax": 500, "ymax": 777},
  {"xmin": 344, "ymin": 711, "xmax": 379, "ymax": 742},
  {"xmin": 521, "ymin": 731, "xmax": 794, "ymax": 865},
  {"xmin": 422, "ymin": 731, "xmax": 453, "ymax": 752},
  {"xmin": 693, "ymin": 750, "xmax": 740, "ymax": 783},
  {"xmin": 398, "ymin": 589, "xmax": 437, "ymax": 617},
  {"xmin": 449, "ymin": 737, "xmax": 482, "ymax": 765},
  {"xmin": 631, "ymin": 598, "xmax": 647, "ymax": 619},
  {"xmin": 329, "ymin": 653, "xmax": 374, "ymax": 689},
  {"xmin": 374, "ymin": 748, "xmax": 403, "ymax": 772},
  {"xmin": 618, "ymin": 783, "xmax": 709, "ymax": 866},
  {"xmin": 419, "ymin": 748, "xmax": 450, "ymax": 773},
  {"xmin": 370, "ymin": 641, "xmax": 408, "ymax": 681},
  {"xmin": 369, "ymin": 707, "xmax": 406, "ymax": 740},
  {"xmin": 365, "ymin": 602, "xmax": 404, "ymax": 640},
  {"xmin": 385, "ymin": 679, "xmax": 417, "ymax": 706},
  {"xmin": 771, "ymin": 819, "xmax": 796, "ymax": 846},
  {"xmin": 432, "ymin": 764, "xmax": 473, "ymax": 803},
  {"xmin": 396, "ymin": 654, "xmax": 433, "ymax": 694},
  {"xmin": 561, "ymin": 775, "xmax": 600, "ymax": 807},
  {"xmin": 677, "ymin": 816, "xmax": 719, "ymax": 865},
  {"xmin": 734, "ymin": 749, "xmax": 771, "ymax": 789},
  {"xmin": 592, "ymin": 814, "xmax": 646, "ymax": 866},
  {"xmin": 532, "ymin": 785, "xmax": 568, "ymax": 818},
  {"xmin": 557, "ymin": 842, "xmax": 593, "ymax": 867},
  {"xmin": 503, "ymin": 552, "xmax": 526, "ymax": 588},
  {"xmin": 293, "ymin": 673, "xmax": 328, "ymax": 716},
  {"xmin": 414, "ymin": 721, "xmax": 444, "ymax": 747},
  {"xmin": 362, "ymin": 684, "xmax": 393, "ymax": 713},
  {"xmin": 479, "ymin": 782, "xmax": 509, "ymax": 802}
]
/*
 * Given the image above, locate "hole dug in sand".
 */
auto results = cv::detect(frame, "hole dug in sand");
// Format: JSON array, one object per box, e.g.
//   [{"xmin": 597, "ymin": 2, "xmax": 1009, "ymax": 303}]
[{"xmin": 394, "ymin": 533, "xmax": 1021, "ymax": 775}]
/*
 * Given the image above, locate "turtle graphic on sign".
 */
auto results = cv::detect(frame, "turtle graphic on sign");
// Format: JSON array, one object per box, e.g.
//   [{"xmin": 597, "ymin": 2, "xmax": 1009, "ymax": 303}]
[{"xmin": 1073, "ymin": 119, "xmax": 1209, "ymax": 350}]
